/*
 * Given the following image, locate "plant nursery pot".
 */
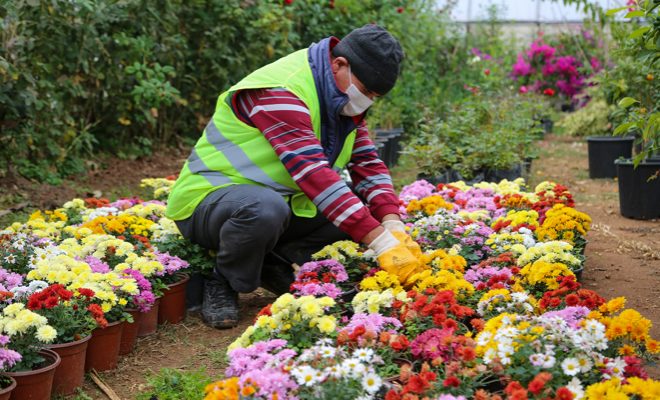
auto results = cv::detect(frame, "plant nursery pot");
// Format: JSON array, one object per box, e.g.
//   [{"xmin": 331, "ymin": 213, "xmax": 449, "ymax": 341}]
[
  {"xmin": 0, "ymin": 375, "xmax": 16, "ymax": 400},
  {"xmin": 339, "ymin": 285, "xmax": 359, "ymax": 304},
  {"xmin": 85, "ymin": 320, "xmax": 123, "ymax": 372},
  {"xmin": 586, "ymin": 136, "xmax": 634, "ymax": 178},
  {"xmin": 523, "ymin": 157, "xmax": 534, "ymax": 176},
  {"xmin": 6, "ymin": 349, "xmax": 61, "ymax": 400},
  {"xmin": 119, "ymin": 308, "xmax": 143, "ymax": 355},
  {"xmin": 186, "ymin": 271, "xmax": 206, "ymax": 312},
  {"xmin": 486, "ymin": 164, "xmax": 524, "ymax": 182},
  {"xmin": 574, "ymin": 266, "xmax": 584, "ymax": 283},
  {"xmin": 540, "ymin": 117, "xmax": 554, "ymax": 134},
  {"xmin": 615, "ymin": 158, "xmax": 660, "ymax": 220},
  {"xmin": 137, "ymin": 297, "xmax": 161, "ymax": 337},
  {"xmin": 158, "ymin": 273, "xmax": 190, "ymax": 325},
  {"xmin": 418, "ymin": 168, "xmax": 474, "ymax": 185},
  {"xmin": 375, "ymin": 128, "xmax": 404, "ymax": 168},
  {"xmin": 48, "ymin": 334, "xmax": 91, "ymax": 396}
]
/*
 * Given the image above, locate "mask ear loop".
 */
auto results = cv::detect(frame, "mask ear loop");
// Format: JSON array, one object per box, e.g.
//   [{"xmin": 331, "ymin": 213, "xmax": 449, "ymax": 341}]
[{"xmin": 348, "ymin": 64, "xmax": 353, "ymax": 88}]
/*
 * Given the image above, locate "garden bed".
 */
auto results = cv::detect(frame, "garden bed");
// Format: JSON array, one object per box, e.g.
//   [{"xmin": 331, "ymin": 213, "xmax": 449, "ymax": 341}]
[{"xmin": 0, "ymin": 138, "xmax": 657, "ymax": 399}]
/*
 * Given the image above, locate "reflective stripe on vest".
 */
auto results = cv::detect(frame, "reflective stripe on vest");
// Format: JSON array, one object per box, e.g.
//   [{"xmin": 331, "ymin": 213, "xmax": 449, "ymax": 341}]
[{"xmin": 203, "ymin": 119, "xmax": 294, "ymax": 194}]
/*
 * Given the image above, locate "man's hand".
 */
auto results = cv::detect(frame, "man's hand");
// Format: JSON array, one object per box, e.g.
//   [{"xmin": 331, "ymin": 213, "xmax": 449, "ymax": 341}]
[
  {"xmin": 367, "ymin": 229, "xmax": 423, "ymax": 286},
  {"xmin": 382, "ymin": 220, "xmax": 423, "ymax": 260}
]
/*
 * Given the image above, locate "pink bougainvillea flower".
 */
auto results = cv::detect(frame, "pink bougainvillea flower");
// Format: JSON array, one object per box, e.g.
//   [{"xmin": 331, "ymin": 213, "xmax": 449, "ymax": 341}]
[{"xmin": 512, "ymin": 54, "xmax": 533, "ymax": 77}]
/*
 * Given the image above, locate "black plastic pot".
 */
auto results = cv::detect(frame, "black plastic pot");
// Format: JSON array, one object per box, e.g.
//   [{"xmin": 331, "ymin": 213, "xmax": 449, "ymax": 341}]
[
  {"xmin": 615, "ymin": 158, "xmax": 660, "ymax": 220},
  {"xmin": 417, "ymin": 169, "xmax": 485, "ymax": 186},
  {"xmin": 185, "ymin": 272, "xmax": 205, "ymax": 312},
  {"xmin": 485, "ymin": 164, "xmax": 524, "ymax": 182},
  {"xmin": 540, "ymin": 118, "xmax": 553, "ymax": 135},
  {"xmin": 374, "ymin": 136, "xmax": 392, "ymax": 167},
  {"xmin": 523, "ymin": 157, "xmax": 534, "ymax": 176},
  {"xmin": 586, "ymin": 136, "xmax": 634, "ymax": 179},
  {"xmin": 374, "ymin": 128, "xmax": 404, "ymax": 168},
  {"xmin": 574, "ymin": 266, "xmax": 584, "ymax": 283}
]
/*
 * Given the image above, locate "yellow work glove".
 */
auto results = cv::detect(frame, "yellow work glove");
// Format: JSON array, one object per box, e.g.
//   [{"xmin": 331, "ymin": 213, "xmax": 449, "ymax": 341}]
[
  {"xmin": 382, "ymin": 220, "xmax": 424, "ymax": 260},
  {"xmin": 368, "ymin": 230, "xmax": 423, "ymax": 287}
]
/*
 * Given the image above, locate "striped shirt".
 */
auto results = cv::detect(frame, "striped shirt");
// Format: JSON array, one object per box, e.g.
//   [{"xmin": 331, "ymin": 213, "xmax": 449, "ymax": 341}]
[{"xmin": 231, "ymin": 88, "xmax": 399, "ymax": 241}]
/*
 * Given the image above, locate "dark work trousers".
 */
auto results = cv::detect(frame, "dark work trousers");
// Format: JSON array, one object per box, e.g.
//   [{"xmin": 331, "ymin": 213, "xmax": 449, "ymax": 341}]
[{"xmin": 175, "ymin": 184, "xmax": 350, "ymax": 293}]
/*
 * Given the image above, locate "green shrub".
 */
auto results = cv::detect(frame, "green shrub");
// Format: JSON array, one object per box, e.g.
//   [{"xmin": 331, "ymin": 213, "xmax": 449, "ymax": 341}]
[
  {"xmin": 0, "ymin": 0, "xmax": 599, "ymax": 182},
  {"xmin": 405, "ymin": 94, "xmax": 546, "ymax": 179},
  {"xmin": 556, "ymin": 99, "xmax": 613, "ymax": 137}
]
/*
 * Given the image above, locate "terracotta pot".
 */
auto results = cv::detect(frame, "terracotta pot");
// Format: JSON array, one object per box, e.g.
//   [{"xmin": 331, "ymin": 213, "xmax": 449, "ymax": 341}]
[
  {"xmin": 6, "ymin": 349, "xmax": 61, "ymax": 400},
  {"xmin": 137, "ymin": 297, "xmax": 160, "ymax": 337},
  {"xmin": 0, "ymin": 375, "xmax": 16, "ymax": 400},
  {"xmin": 158, "ymin": 273, "xmax": 190, "ymax": 325},
  {"xmin": 120, "ymin": 308, "xmax": 143, "ymax": 355},
  {"xmin": 85, "ymin": 320, "xmax": 123, "ymax": 372},
  {"xmin": 48, "ymin": 334, "xmax": 91, "ymax": 396}
]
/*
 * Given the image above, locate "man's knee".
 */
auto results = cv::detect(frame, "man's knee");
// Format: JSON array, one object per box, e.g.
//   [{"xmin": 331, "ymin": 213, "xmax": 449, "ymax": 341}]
[{"xmin": 235, "ymin": 188, "xmax": 291, "ymax": 231}]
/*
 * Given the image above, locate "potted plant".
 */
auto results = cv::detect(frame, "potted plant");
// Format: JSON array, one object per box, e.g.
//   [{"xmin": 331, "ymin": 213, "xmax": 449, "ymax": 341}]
[
  {"xmin": 0, "ymin": 302, "xmax": 61, "ymax": 400},
  {"xmin": 153, "ymin": 251, "xmax": 190, "ymax": 325},
  {"xmin": 0, "ymin": 335, "xmax": 19, "ymax": 400},
  {"xmin": 608, "ymin": 2, "xmax": 660, "ymax": 219},
  {"xmin": 27, "ymin": 284, "xmax": 100, "ymax": 396},
  {"xmin": 152, "ymin": 233, "xmax": 215, "ymax": 313}
]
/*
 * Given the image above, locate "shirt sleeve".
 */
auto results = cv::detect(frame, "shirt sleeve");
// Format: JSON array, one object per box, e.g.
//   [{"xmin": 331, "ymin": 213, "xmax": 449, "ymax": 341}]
[
  {"xmin": 232, "ymin": 88, "xmax": 381, "ymax": 242},
  {"xmin": 347, "ymin": 122, "xmax": 400, "ymax": 220}
]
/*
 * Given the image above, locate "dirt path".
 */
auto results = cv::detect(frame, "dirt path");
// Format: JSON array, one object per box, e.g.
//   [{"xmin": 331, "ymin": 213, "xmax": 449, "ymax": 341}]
[
  {"xmin": 2, "ymin": 135, "xmax": 659, "ymax": 398},
  {"xmin": 529, "ymin": 136, "xmax": 660, "ymax": 340}
]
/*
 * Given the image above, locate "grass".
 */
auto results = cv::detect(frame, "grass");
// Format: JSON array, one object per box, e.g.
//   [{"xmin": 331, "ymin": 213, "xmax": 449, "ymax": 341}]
[
  {"xmin": 134, "ymin": 368, "xmax": 213, "ymax": 400},
  {"xmin": 205, "ymin": 349, "xmax": 227, "ymax": 367}
]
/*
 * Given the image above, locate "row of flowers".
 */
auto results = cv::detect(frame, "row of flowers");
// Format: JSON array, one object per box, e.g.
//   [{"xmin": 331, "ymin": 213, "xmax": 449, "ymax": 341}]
[
  {"xmin": 0, "ymin": 177, "xmax": 188, "ymax": 376},
  {"xmin": 205, "ymin": 178, "xmax": 659, "ymax": 400}
]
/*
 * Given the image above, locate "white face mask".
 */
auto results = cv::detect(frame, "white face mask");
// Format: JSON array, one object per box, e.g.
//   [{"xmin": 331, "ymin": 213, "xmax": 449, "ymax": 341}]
[{"xmin": 340, "ymin": 65, "xmax": 374, "ymax": 116}]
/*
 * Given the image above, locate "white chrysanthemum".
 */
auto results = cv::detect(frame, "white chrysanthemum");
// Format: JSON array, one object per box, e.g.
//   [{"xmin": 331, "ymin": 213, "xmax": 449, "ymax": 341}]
[
  {"xmin": 605, "ymin": 357, "xmax": 626, "ymax": 379},
  {"xmin": 341, "ymin": 358, "xmax": 365, "ymax": 378},
  {"xmin": 561, "ymin": 357, "xmax": 580, "ymax": 376},
  {"xmin": 576, "ymin": 354, "xmax": 593, "ymax": 373},
  {"xmin": 318, "ymin": 345, "xmax": 336, "ymax": 359},
  {"xmin": 541, "ymin": 354, "xmax": 556, "ymax": 369},
  {"xmin": 291, "ymin": 365, "xmax": 320, "ymax": 386},
  {"xmin": 324, "ymin": 365, "xmax": 344, "ymax": 379},
  {"xmin": 354, "ymin": 348, "xmax": 374, "ymax": 362},
  {"xmin": 361, "ymin": 371, "xmax": 382, "ymax": 394},
  {"xmin": 567, "ymin": 377, "xmax": 585, "ymax": 400}
]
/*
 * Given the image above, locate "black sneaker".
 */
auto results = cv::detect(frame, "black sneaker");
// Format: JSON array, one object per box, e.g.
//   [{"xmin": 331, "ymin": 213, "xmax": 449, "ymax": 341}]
[
  {"xmin": 260, "ymin": 263, "xmax": 295, "ymax": 296},
  {"xmin": 201, "ymin": 274, "xmax": 239, "ymax": 329}
]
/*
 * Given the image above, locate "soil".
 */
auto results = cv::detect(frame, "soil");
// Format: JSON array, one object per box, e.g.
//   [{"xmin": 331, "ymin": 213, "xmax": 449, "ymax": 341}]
[
  {"xmin": 0, "ymin": 147, "xmax": 188, "ymax": 213},
  {"xmin": 1, "ymin": 134, "xmax": 659, "ymax": 398}
]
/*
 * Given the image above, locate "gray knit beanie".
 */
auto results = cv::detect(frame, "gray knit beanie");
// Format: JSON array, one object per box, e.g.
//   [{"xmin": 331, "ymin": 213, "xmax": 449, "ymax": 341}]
[{"xmin": 332, "ymin": 24, "xmax": 404, "ymax": 95}]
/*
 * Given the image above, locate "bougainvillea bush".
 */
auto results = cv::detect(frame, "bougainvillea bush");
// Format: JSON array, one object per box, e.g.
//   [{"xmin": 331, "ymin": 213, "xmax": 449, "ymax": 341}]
[
  {"xmin": 205, "ymin": 178, "xmax": 660, "ymax": 399},
  {"xmin": 512, "ymin": 28, "xmax": 605, "ymax": 109}
]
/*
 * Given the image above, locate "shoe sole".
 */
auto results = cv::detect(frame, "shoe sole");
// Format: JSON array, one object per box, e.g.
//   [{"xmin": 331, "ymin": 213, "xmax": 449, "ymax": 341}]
[{"xmin": 202, "ymin": 316, "xmax": 239, "ymax": 329}]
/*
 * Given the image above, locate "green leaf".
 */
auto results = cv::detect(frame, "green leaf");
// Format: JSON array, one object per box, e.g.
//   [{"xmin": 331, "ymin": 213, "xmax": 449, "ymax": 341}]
[
  {"xmin": 624, "ymin": 10, "xmax": 645, "ymax": 18},
  {"xmin": 618, "ymin": 97, "xmax": 639, "ymax": 108},
  {"xmin": 613, "ymin": 122, "xmax": 635, "ymax": 135},
  {"xmin": 629, "ymin": 26, "xmax": 651, "ymax": 39},
  {"xmin": 606, "ymin": 6, "xmax": 629, "ymax": 16}
]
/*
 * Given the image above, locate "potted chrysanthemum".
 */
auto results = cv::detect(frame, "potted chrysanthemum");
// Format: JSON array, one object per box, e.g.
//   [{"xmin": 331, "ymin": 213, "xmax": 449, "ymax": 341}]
[
  {"xmin": 0, "ymin": 301, "xmax": 61, "ymax": 400},
  {"xmin": 26, "ymin": 284, "xmax": 100, "ymax": 396}
]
